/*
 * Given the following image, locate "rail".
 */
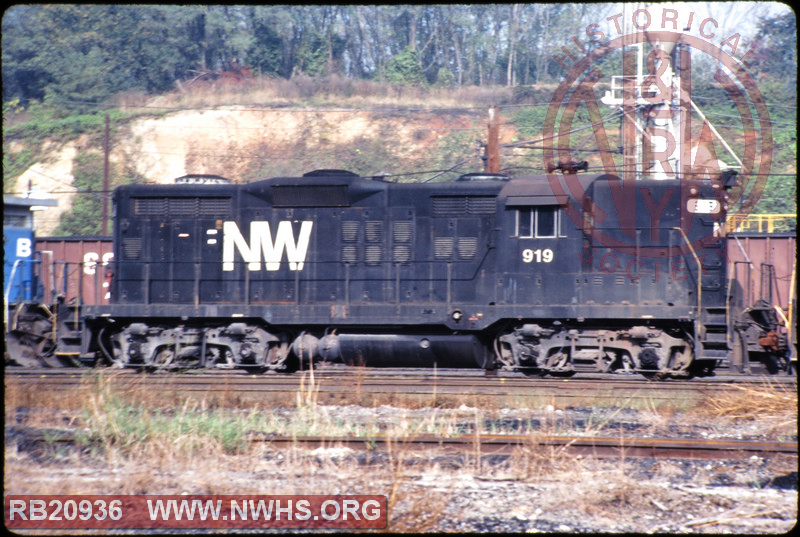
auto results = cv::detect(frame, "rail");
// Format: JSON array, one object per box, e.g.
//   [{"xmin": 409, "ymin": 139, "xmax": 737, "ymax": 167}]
[
  {"xmin": 255, "ymin": 433, "xmax": 798, "ymax": 460},
  {"xmin": 7, "ymin": 425, "xmax": 796, "ymax": 461},
  {"xmin": 7, "ymin": 368, "xmax": 795, "ymax": 401}
]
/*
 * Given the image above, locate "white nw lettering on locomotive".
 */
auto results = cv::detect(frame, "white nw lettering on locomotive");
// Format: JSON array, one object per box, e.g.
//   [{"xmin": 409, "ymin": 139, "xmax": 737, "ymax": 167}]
[{"xmin": 222, "ymin": 221, "xmax": 313, "ymax": 271}]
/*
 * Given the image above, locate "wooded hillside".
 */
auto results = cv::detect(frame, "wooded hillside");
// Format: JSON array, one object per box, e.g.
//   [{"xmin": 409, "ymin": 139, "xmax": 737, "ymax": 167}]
[
  {"xmin": 3, "ymin": 4, "xmax": 795, "ymax": 105},
  {"xmin": 2, "ymin": 4, "xmax": 795, "ymax": 235}
]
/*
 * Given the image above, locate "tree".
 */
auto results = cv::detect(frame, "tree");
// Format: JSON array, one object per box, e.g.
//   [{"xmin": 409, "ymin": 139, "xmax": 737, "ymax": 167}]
[
  {"xmin": 4, "ymin": 3, "xmax": 791, "ymax": 109},
  {"xmin": 54, "ymin": 152, "xmax": 110, "ymax": 236},
  {"xmin": 747, "ymin": 11, "xmax": 797, "ymax": 217},
  {"xmin": 434, "ymin": 67, "xmax": 456, "ymax": 88},
  {"xmin": 750, "ymin": 12, "xmax": 797, "ymax": 91},
  {"xmin": 2, "ymin": 5, "xmax": 51, "ymax": 104},
  {"xmin": 385, "ymin": 46, "xmax": 425, "ymax": 86}
]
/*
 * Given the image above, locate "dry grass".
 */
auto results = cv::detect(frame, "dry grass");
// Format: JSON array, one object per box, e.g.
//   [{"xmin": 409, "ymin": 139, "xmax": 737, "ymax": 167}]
[
  {"xmin": 565, "ymin": 469, "xmax": 676, "ymax": 519},
  {"xmin": 5, "ymin": 371, "xmax": 457, "ymax": 532},
  {"xmin": 4, "ymin": 371, "xmax": 797, "ymax": 533},
  {"xmin": 150, "ymin": 74, "xmax": 514, "ymax": 111},
  {"xmin": 697, "ymin": 379, "xmax": 797, "ymax": 438},
  {"xmin": 504, "ymin": 436, "xmax": 583, "ymax": 482},
  {"xmin": 6, "ymin": 371, "xmax": 796, "ymax": 532}
]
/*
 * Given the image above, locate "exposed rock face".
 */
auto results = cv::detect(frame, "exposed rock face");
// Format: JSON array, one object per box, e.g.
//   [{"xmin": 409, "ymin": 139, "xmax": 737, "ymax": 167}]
[{"xmin": 15, "ymin": 107, "xmax": 486, "ymax": 235}]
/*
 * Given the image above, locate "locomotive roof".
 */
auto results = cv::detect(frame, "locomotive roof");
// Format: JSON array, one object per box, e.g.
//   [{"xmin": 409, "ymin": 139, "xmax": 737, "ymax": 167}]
[
  {"xmin": 499, "ymin": 173, "xmax": 600, "ymax": 206},
  {"xmin": 241, "ymin": 171, "xmax": 512, "ymax": 198},
  {"xmin": 116, "ymin": 171, "xmax": 678, "ymax": 210}
]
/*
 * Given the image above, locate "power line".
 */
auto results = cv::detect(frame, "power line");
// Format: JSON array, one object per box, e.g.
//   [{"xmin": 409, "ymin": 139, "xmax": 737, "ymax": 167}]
[
  {"xmin": 692, "ymin": 95, "xmax": 797, "ymax": 110},
  {"xmin": 48, "ymin": 99, "xmax": 493, "ymax": 115},
  {"xmin": 124, "ymin": 123, "xmax": 486, "ymax": 133},
  {"xmin": 699, "ymin": 111, "xmax": 796, "ymax": 127}
]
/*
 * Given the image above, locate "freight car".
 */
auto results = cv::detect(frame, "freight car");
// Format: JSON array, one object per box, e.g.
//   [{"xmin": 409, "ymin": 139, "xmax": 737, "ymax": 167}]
[
  {"xmin": 3, "ymin": 195, "xmax": 67, "ymax": 367},
  {"xmin": 4, "ymin": 202, "xmax": 113, "ymax": 367},
  {"xmin": 60, "ymin": 169, "xmax": 789, "ymax": 377}
]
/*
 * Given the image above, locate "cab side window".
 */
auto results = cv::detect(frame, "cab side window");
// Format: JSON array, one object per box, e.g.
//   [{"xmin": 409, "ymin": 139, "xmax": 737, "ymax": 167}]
[
  {"xmin": 516, "ymin": 206, "xmax": 562, "ymax": 238},
  {"xmin": 536, "ymin": 207, "xmax": 557, "ymax": 237}
]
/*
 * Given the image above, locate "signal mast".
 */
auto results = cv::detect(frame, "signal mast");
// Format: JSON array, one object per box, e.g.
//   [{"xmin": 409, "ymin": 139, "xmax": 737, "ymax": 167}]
[
  {"xmin": 600, "ymin": 3, "xmax": 743, "ymax": 184},
  {"xmin": 600, "ymin": 2, "xmax": 687, "ymax": 181}
]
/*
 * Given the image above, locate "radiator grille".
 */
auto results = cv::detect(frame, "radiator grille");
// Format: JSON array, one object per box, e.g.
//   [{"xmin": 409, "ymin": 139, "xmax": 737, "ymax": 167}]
[
  {"xmin": 467, "ymin": 196, "xmax": 497, "ymax": 214},
  {"xmin": 133, "ymin": 197, "xmax": 230, "ymax": 217},
  {"xmin": 169, "ymin": 198, "xmax": 197, "ymax": 215},
  {"xmin": 458, "ymin": 237, "xmax": 478, "ymax": 259},
  {"xmin": 365, "ymin": 245, "xmax": 383, "ymax": 265},
  {"xmin": 365, "ymin": 221, "xmax": 384, "ymax": 242},
  {"xmin": 392, "ymin": 221, "xmax": 413, "ymax": 264},
  {"xmin": 393, "ymin": 245, "xmax": 411, "ymax": 263},
  {"xmin": 432, "ymin": 196, "xmax": 496, "ymax": 216},
  {"xmin": 393, "ymin": 221, "xmax": 413, "ymax": 243},
  {"xmin": 341, "ymin": 245, "xmax": 358, "ymax": 264},
  {"xmin": 434, "ymin": 237, "xmax": 454, "ymax": 259},
  {"xmin": 134, "ymin": 198, "xmax": 167, "ymax": 215},
  {"xmin": 199, "ymin": 198, "xmax": 232, "ymax": 214},
  {"xmin": 341, "ymin": 221, "xmax": 359, "ymax": 242},
  {"xmin": 123, "ymin": 238, "xmax": 142, "ymax": 260}
]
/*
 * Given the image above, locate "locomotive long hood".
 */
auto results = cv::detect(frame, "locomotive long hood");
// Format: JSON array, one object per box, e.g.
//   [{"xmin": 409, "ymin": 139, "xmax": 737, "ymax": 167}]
[{"xmin": 242, "ymin": 174, "xmax": 386, "ymax": 207}]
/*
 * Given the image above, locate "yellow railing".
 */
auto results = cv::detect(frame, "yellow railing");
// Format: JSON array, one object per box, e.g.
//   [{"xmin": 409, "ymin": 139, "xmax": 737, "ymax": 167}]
[{"xmin": 727, "ymin": 214, "xmax": 797, "ymax": 233}]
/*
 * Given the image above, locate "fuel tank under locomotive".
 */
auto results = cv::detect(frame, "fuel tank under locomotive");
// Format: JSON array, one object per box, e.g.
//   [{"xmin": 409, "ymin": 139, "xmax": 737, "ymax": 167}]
[
  {"xmin": 102, "ymin": 321, "xmax": 490, "ymax": 370},
  {"xmin": 326, "ymin": 333, "xmax": 490, "ymax": 368}
]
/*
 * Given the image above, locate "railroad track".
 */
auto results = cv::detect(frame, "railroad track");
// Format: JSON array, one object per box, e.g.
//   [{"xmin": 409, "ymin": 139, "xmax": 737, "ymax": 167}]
[
  {"xmin": 8, "ymin": 425, "xmax": 797, "ymax": 462},
  {"xmin": 8, "ymin": 368, "xmax": 795, "ymax": 463},
  {"xmin": 259, "ymin": 434, "xmax": 798, "ymax": 461},
  {"xmin": 6, "ymin": 367, "xmax": 795, "ymax": 408}
]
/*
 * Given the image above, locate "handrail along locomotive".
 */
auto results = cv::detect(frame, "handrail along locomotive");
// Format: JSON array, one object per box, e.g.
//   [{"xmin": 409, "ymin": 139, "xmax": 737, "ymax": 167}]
[{"xmin": 5, "ymin": 169, "xmax": 794, "ymax": 376}]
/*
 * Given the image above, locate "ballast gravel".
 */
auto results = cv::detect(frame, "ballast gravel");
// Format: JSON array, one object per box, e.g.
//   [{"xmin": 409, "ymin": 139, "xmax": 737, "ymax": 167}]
[{"xmin": 5, "ymin": 404, "xmax": 797, "ymax": 533}]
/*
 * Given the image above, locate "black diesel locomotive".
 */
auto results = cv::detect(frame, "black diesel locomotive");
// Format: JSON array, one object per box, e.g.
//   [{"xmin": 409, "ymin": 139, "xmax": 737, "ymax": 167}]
[{"xmin": 78, "ymin": 169, "xmax": 790, "ymax": 377}]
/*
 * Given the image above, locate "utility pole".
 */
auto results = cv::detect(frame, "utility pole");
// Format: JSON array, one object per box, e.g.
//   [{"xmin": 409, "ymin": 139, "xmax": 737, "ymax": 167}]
[
  {"xmin": 102, "ymin": 113, "xmax": 110, "ymax": 235},
  {"xmin": 485, "ymin": 105, "xmax": 500, "ymax": 173}
]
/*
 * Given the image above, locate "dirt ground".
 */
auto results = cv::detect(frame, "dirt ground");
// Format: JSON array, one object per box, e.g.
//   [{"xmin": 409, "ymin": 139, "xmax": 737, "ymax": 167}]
[{"xmin": 5, "ymin": 404, "xmax": 797, "ymax": 533}]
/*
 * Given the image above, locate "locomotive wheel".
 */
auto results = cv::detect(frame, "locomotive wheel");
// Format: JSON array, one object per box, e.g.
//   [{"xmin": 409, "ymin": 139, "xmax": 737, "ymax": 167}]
[
  {"xmin": 493, "ymin": 334, "xmax": 516, "ymax": 369},
  {"xmin": 636, "ymin": 348, "xmax": 661, "ymax": 378},
  {"xmin": 6, "ymin": 330, "xmax": 60, "ymax": 368},
  {"xmin": 545, "ymin": 351, "xmax": 575, "ymax": 376},
  {"xmin": 266, "ymin": 342, "xmax": 295, "ymax": 371},
  {"xmin": 152, "ymin": 347, "xmax": 175, "ymax": 368},
  {"xmin": 668, "ymin": 348, "xmax": 693, "ymax": 378},
  {"xmin": 5, "ymin": 304, "xmax": 61, "ymax": 368}
]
